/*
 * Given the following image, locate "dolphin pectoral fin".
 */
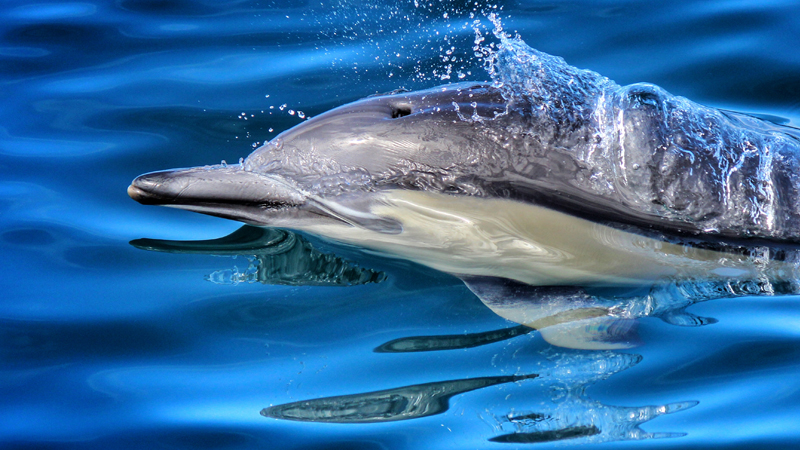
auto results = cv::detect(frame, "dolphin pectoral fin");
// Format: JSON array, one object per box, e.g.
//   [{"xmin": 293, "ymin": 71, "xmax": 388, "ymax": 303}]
[
  {"xmin": 306, "ymin": 195, "xmax": 403, "ymax": 234},
  {"xmin": 658, "ymin": 308, "xmax": 718, "ymax": 327},
  {"xmin": 537, "ymin": 317, "xmax": 640, "ymax": 350},
  {"xmin": 462, "ymin": 277, "xmax": 641, "ymax": 350}
]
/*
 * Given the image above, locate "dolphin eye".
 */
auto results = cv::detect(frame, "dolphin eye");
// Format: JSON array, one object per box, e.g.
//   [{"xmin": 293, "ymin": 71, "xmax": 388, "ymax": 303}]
[{"xmin": 390, "ymin": 104, "xmax": 412, "ymax": 119}]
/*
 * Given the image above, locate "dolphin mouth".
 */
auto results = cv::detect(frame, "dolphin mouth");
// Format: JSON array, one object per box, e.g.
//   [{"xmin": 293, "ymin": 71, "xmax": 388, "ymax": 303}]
[
  {"xmin": 127, "ymin": 182, "xmax": 175, "ymax": 205},
  {"xmin": 128, "ymin": 165, "xmax": 308, "ymax": 224}
]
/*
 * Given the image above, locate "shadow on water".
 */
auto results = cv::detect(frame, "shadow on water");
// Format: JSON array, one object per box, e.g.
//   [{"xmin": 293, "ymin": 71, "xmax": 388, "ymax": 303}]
[{"xmin": 125, "ymin": 224, "xmax": 800, "ymax": 444}]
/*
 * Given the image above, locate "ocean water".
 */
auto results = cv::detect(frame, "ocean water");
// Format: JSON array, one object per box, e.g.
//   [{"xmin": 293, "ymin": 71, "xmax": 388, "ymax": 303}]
[{"xmin": 2, "ymin": 1, "xmax": 800, "ymax": 449}]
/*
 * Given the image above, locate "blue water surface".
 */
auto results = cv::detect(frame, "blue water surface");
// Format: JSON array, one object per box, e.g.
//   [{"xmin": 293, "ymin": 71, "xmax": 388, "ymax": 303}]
[{"xmin": 2, "ymin": 1, "xmax": 800, "ymax": 449}]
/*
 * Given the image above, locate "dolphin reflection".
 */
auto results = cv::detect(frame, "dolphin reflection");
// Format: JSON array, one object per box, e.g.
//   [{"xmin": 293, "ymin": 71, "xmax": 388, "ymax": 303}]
[
  {"xmin": 130, "ymin": 226, "xmax": 711, "ymax": 442},
  {"xmin": 262, "ymin": 347, "xmax": 696, "ymax": 445},
  {"xmin": 131, "ymin": 226, "xmax": 385, "ymax": 286},
  {"xmin": 131, "ymin": 225, "xmax": 800, "ymax": 349},
  {"xmin": 261, "ymin": 374, "xmax": 538, "ymax": 424},
  {"xmin": 489, "ymin": 399, "xmax": 698, "ymax": 444},
  {"xmin": 374, "ymin": 324, "xmax": 533, "ymax": 353}
]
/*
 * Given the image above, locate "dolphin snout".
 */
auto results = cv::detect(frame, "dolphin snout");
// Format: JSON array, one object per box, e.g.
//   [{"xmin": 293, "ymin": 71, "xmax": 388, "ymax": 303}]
[
  {"xmin": 128, "ymin": 172, "xmax": 176, "ymax": 204},
  {"xmin": 127, "ymin": 183, "xmax": 148, "ymax": 203},
  {"xmin": 127, "ymin": 165, "xmax": 307, "ymax": 208},
  {"xmin": 128, "ymin": 168, "xmax": 207, "ymax": 205}
]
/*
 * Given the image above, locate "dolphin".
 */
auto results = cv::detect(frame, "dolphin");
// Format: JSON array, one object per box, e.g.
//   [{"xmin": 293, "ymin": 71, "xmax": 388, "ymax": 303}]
[
  {"xmin": 129, "ymin": 39, "xmax": 800, "ymax": 287},
  {"xmin": 129, "ymin": 37, "xmax": 800, "ymax": 240}
]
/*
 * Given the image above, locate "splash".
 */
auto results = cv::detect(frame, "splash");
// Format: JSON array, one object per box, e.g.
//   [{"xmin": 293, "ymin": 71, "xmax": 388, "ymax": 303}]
[{"xmin": 309, "ymin": 1, "xmax": 502, "ymax": 84}]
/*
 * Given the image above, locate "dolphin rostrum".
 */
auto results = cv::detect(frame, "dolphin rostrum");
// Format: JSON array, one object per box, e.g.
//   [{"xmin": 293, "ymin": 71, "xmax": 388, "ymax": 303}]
[{"xmin": 129, "ymin": 36, "xmax": 800, "ymax": 287}]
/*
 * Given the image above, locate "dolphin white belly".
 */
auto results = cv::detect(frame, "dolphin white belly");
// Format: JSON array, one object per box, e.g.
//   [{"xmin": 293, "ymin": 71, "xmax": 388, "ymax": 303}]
[{"xmin": 297, "ymin": 190, "xmax": 766, "ymax": 286}]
